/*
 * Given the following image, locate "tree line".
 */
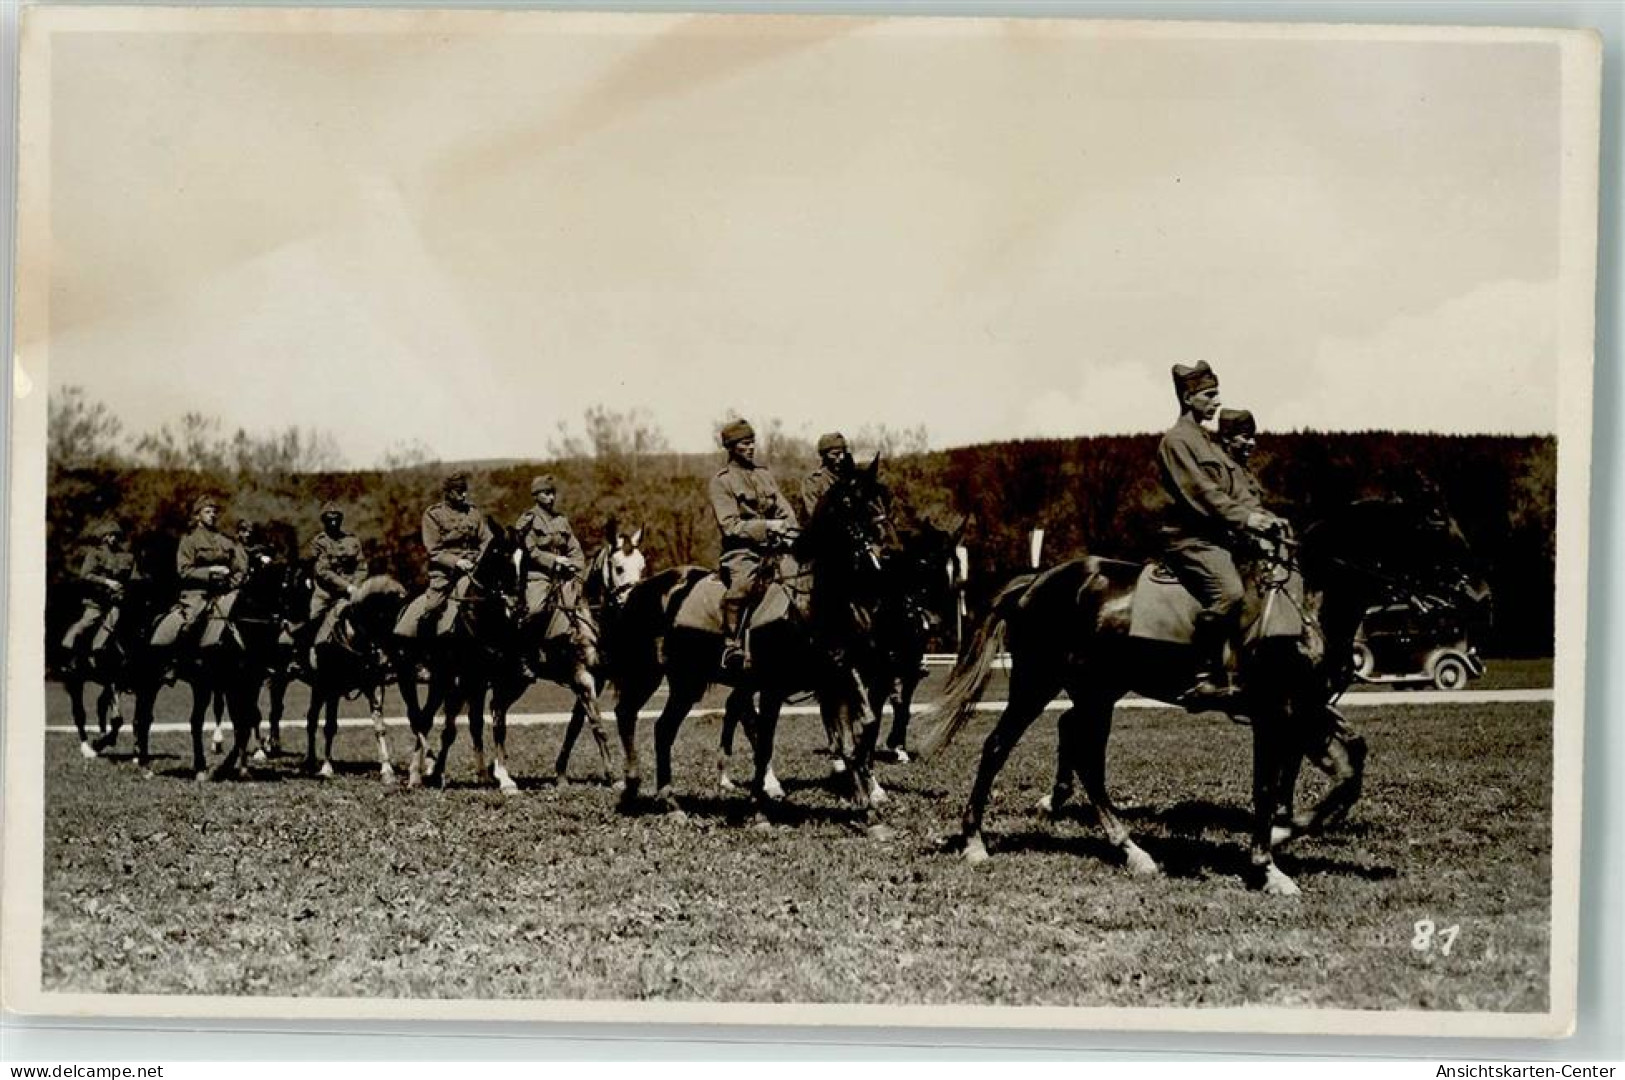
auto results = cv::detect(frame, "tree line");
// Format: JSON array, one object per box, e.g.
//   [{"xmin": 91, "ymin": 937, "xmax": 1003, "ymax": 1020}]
[{"xmin": 45, "ymin": 387, "xmax": 1556, "ymax": 656}]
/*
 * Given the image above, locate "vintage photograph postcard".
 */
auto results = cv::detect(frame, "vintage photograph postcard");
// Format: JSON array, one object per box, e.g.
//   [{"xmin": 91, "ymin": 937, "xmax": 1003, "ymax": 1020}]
[{"xmin": 2, "ymin": 7, "xmax": 1601, "ymax": 1038}]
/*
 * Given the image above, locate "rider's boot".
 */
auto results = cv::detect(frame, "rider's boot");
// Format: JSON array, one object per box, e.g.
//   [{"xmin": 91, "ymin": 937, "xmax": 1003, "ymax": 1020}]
[
  {"xmin": 719, "ymin": 602, "xmax": 748, "ymax": 675},
  {"xmin": 1178, "ymin": 612, "xmax": 1240, "ymax": 711}
]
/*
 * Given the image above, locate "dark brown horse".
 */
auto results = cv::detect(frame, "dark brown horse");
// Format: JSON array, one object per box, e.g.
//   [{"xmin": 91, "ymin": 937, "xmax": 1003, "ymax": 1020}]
[
  {"xmin": 303, "ymin": 575, "xmax": 408, "ymax": 780},
  {"xmin": 606, "ymin": 457, "xmax": 900, "ymax": 830},
  {"xmin": 921, "ymin": 496, "xmax": 1489, "ymax": 895}
]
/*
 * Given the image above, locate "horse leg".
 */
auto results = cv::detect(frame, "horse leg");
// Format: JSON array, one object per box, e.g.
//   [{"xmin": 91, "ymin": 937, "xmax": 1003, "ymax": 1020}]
[
  {"xmin": 1251, "ymin": 715, "xmax": 1301, "ymax": 896},
  {"xmin": 215, "ymin": 682, "xmax": 255, "ymax": 782},
  {"xmin": 1283, "ymin": 705, "xmax": 1367, "ymax": 841},
  {"xmin": 748, "ymin": 690, "xmax": 783, "ymax": 822},
  {"xmin": 574, "ymin": 667, "xmax": 615, "ymax": 784},
  {"xmin": 612, "ymin": 664, "xmax": 661, "ymax": 807},
  {"xmin": 466, "ymin": 686, "xmax": 490, "ymax": 783},
  {"xmin": 66, "ymin": 678, "xmax": 96, "ymax": 758},
  {"xmin": 320, "ymin": 692, "xmax": 340, "ymax": 779},
  {"xmin": 1037, "ymin": 707, "xmax": 1081, "ymax": 819},
  {"xmin": 716, "ymin": 693, "xmax": 742, "ymax": 792},
  {"xmin": 267, "ymin": 669, "xmax": 287, "ymax": 755},
  {"xmin": 369, "ymin": 684, "xmax": 395, "ymax": 783},
  {"xmin": 652, "ymin": 678, "xmax": 704, "ymax": 813},
  {"xmin": 958, "ymin": 665, "xmax": 1061, "ymax": 864},
  {"xmin": 189, "ymin": 684, "xmax": 211, "ymax": 781},
  {"xmin": 490, "ymin": 690, "xmax": 518, "ymax": 796},
  {"xmin": 1064, "ymin": 692, "xmax": 1160, "ymax": 877},
  {"xmin": 886, "ymin": 673, "xmax": 918, "ymax": 764},
  {"xmin": 210, "ymin": 687, "xmax": 226, "ymax": 753}
]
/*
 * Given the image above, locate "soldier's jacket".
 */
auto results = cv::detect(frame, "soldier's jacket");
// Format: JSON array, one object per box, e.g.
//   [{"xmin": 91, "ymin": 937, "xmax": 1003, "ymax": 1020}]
[
  {"xmin": 310, "ymin": 530, "xmax": 365, "ymax": 600},
  {"xmin": 709, "ymin": 460, "xmax": 799, "ymax": 554},
  {"xmin": 513, "ymin": 507, "xmax": 584, "ymax": 577},
  {"xmin": 799, "ymin": 466, "xmax": 842, "ymax": 523},
  {"xmin": 422, "ymin": 502, "xmax": 493, "ymax": 577},
  {"xmin": 77, "ymin": 546, "xmax": 135, "ymax": 602},
  {"xmin": 1156, "ymin": 414, "xmax": 1259, "ymax": 544},
  {"xmin": 176, "ymin": 525, "xmax": 247, "ymax": 592}
]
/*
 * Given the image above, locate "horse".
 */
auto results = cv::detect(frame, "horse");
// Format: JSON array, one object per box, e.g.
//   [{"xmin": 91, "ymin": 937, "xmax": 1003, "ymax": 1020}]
[
  {"xmin": 482, "ymin": 559, "xmax": 613, "ymax": 795},
  {"xmin": 538, "ymin": 532, "xmax": 650, "ymax": 788},
  {"xmin": 392, "ymin": 525, "xmax": 519, "ymax": 789},
  {"xmin": 126, "ymin": 548, "xmax": 297, "ymax": 780},
  {"xmin": 919, "ymin": 495, "xmax": 1489, "ymax": 895},
  {"xmin": 302, "ymin": 575, "xmax": 408, "ymax": 780},
  {"xmin": 607, "ymin": 457, "xmax": 900, "ymax": 830},
  {"xmin": 60, "ymin": 576, "xmax": 166, "ymax": 759}
]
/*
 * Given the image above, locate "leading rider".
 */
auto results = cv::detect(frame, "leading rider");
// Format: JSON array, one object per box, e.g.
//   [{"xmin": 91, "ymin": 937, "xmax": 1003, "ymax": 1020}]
[
  {"xmin": 1157, "ymin": 363, "xmax": 1285, "ymax": 708},
  {"xmin": 708, "ymin": 418, "xmax": 798, "ymax": 674},
  {"xmin": 394, "ymin": 472, "xmax": 495, "ymax": 643},
  {"xmin": 150, "ymin": 495, "xmax": 248, "ymax": 669}
]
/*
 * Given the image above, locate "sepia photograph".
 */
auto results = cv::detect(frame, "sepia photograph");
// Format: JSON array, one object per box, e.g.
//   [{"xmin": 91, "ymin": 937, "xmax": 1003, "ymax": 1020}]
[{"xmin": 1, "ymin": 7, "xmax": 1602, "ymax": 1038}]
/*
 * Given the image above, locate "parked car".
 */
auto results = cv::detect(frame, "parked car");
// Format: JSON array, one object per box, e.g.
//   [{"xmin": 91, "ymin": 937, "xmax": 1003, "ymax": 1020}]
[{"xmin": 1352, "ymin": 601, "xmax": 1485, "ymax": 691}]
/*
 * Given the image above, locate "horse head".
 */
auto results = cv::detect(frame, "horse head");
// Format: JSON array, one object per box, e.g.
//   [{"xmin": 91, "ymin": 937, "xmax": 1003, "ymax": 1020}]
[
  {"xmin": 348, "ymin": 575, "xmax": 408, "ymax": 642},
  {"xmin": 796, "ymin": 453, "xmax": 898, "ymax": 588},
  {"xmin": 885, "ymin": 518, "xmax": 965, "ymax": 638},
  {"xmin": 1299, "ymin": 494, "xmax": 1492, "ymax": 651}
]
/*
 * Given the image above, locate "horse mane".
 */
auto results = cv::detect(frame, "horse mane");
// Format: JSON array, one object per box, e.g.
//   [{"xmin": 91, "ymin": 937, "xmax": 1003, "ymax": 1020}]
[{"xmin": 352, "ymin": 574, "xmax": 407, "ymax": 603}]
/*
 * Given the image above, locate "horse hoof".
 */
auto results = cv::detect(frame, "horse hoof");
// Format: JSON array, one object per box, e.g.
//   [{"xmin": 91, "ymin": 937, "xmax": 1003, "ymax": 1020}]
[
  {"xmin": 406, "ymin": 771, "xmax": 423, "ymax": 790},
  {"xmin": 866, "ymin": 823, "xmax": 898, "ymax": 842},
  {"xmin": 553, "ymin": 774, "xmax": 571, "ymax": 791},
  {"xmin": 252, "ymin": 749, "xmax": 268, "ymax": 765},
  {"xmin": 828, "ymin": 757, "xmax": 847, "ymax": 777},
  {"xmin": 79, "ymin": 741, "xmax": 98, "ymax": 760},
  {"xmin": 763, "ymin": 775, "xmax": 786, "ymax": 802},
  {"xmin": 194, "ymin": 771, "xmax": 210, "ymax": 785},
  {"xmin": 611, "ymin": 779, "xmax": 627, "ymax": 795},
  {"xmin": 717, "ymin": 774, "xmax": 737, "ymax": 792},
  {"xmin": 319, "ymin": 761, "xmax": 335, "ymax": 779},
  {"xmin": 868, "ymin": 781, "xmax": 889, "ymax": 806},
  {"xmin": 1034, "ymin": 792, "xmax": 1056, "ymax": 816},
  {"xmin": 269, "ymin": 740, "xmax": 283, "ymax": 756},
  {"xmin": 963, "ymin": 836, "xmax": 990, "ymax": 865},
  {"xmin": 1123, "ymin": 845, "xmax": 1162, "ymax": 877},
  {"xmin": 500, "ymin": 778, "xmax": 520, "ymax": 796},
  {"xmin": 1260, "ymin": 865, "xmax": 1302, "ymax": 897},
  {"xmin": 380, "ymin": 764, "xmax": 397, "ymax": 784},
  {"xmin": 1271, "ymin": 824, "xmax": 1295, "ymax": 847},
  {"xmin": 892, "ymin": 748, "xmax": 911, "ymax": 765}
]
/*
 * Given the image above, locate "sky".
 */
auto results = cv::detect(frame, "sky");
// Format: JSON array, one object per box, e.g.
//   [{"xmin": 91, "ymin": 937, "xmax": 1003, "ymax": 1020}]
[{"xmin": 36, "ymin": 12, "xmax": 1571, "ymax": 467}]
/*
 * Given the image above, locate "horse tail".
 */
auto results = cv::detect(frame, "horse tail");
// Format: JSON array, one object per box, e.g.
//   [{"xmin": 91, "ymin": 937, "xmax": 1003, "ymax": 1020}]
[{"xmin": 917, "ymin": 575, "xmax": 1031, "ymax": 759}]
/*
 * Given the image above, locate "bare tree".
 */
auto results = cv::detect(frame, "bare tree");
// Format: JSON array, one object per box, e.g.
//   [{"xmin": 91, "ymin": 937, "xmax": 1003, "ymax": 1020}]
[{"xmin": 48, "ymin": 385, "xmax": 126, "ymax": 471}]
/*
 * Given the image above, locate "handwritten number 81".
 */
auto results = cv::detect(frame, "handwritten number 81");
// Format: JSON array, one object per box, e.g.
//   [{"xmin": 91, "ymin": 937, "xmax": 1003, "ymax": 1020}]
[{"xmin": 1412, "ymin": 919, "xmax": 1460, "ymax": 955}]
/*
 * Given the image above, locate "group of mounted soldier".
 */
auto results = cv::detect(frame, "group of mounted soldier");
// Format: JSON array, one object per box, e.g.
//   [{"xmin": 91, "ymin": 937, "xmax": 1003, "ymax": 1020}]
[{"xmin": 49, "ymin": 361, "xmax": 1492, "ymax": 891}]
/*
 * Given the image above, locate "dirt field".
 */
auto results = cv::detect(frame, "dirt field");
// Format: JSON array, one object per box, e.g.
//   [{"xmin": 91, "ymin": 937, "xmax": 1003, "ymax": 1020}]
[{"xmin": 39, "ymin": 672, "xmax": 1552, "ymax": 1010}]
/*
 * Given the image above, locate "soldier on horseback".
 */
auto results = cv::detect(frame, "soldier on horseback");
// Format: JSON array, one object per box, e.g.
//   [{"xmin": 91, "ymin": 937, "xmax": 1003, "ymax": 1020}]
[
  {"xmin": 61, "ymin": 518, "xmax": 136, "ymax": 660},
  {"xmin": 513, "ymin": 474, "xmax": 589, "ymax": 668},
  {"xmin": 800, "ymin": 432, "xmax": 854, "ymax": 521},
  {"xmin": 394, "ymin": 472, "xmax": 494, "ymax": 641},
  {"xmin": 1157, "ymin": 363, "xmax": 1286, "ymax": 709},
  {"xmin": 150, "ymin": 495, "xmax": 248, "ymax": 666},
  {"xmin": 308, "ymin": 501, "xmax": 366, "ymax": 649},
  {"xmin": 709, "ymin": 418, "xmax": 798, "ymax": 674}
]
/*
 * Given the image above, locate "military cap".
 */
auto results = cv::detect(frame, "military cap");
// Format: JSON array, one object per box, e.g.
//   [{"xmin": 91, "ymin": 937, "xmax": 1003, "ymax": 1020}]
[
  {"xmin": 442, "ymin": 471, "xmax": 469, "ymax": 493},
  {"xmin": 816, "ymin": 432, "xmax": 848, "ymax": 455},
  {"xmin": 530, "ymin": 474, "xmax": 557, "ymax": 495},
  {"xmin": 96, "ymin": 518, "xmax": 124, "ymax": 538},
  {"xmin": 320, "ymin": 500, "xmax": 343, "ymax": 518},
  {"xmin": 191, "ymin": 494, "xmax": 220, "ymax": 516},
  {"xmin": 719, "ymin": 419, "xmax": 755, "ymax": 448},
  {"xmin": 1218, "ymin": 408, "xmax": 1257, "ymax": 439},
  {"xmin": 1171, "ymin": 361, "xmax": 1220, "ymax": 399}
]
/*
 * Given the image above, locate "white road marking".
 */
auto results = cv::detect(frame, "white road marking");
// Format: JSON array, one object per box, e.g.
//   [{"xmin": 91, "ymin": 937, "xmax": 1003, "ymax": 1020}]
[{"xmin": 44, "ymin": 687, "xmax": 1552, "ymax": 735}]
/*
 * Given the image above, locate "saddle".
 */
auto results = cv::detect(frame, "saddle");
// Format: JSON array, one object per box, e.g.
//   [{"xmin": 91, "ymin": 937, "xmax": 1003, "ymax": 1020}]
[
  {"xmin": 670, "ymin": 575, "xmax": 795, "ymax": 636},
  {"xmin": 1127, "ymin": 561, "xmax": 1310, "ymax": 646},
  {"xmin": 198, "ymin": 592, "xmax": 244, "ymax": 652}
]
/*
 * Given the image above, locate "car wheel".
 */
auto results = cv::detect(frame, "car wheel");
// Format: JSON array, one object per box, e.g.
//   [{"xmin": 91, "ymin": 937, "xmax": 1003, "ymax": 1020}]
[
  {"xmin": 1352, "ymin": 643, "xmax": 1375, "ymax": 680},
  {"xmin": 1432, "ymin": 655, "xmax": 1469, "ymax": 691}
]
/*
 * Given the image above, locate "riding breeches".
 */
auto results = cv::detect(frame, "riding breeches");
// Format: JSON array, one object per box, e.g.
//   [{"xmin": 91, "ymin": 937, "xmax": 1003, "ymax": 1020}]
[
  {"xmin": 393, "ymin": 573, "xmax": 456, "ymax": 638},
  {"xmin": 62, "ymin": 602, "xmax": 110, "ymax": 652},
  {"xmin": 150, "ymin": 591, "xmax": 232, "ymax": 649},
  {"xmin": 719, "ymin": 549, "xmax": 770, "ymax": 634},
  {"xmin": 1163, "ymin": 539, "xmax": 1245, "ymax": 625}
]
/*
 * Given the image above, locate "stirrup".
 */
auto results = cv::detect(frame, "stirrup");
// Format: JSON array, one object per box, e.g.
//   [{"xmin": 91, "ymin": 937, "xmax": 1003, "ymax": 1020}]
[
  {"xmin": 720, "ymin": 642, "xmax": 748, "ymax": 674},
  {"xmin": 1176, "ymin": 678, "xmax": 1240, "ymax": 711}
]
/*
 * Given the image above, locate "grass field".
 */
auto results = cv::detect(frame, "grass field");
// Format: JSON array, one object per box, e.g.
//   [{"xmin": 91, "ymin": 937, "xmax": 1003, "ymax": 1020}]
[{"xmin": 39, "ymin": 672, "xmax": 1552, "ymax": 1011}]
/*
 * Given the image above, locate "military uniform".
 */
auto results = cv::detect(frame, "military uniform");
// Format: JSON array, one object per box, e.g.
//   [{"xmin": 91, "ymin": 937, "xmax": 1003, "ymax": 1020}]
[
  {"xmin": 709, "ymin": 439, "xmax": 798, "ymax": 665},
  {"xmin": 61, "ymin": 533, "xmax": 136, "ymax": 655},
  {"xmin": 513, "ymin": 503, "xmax": 585, "ymax": 627},
  {"xmin": 394, "ymin": 489, "xmax": 493, "ymax": 638},
  {"xmin": 800, "ymin": 432, "xmax": 851, "ymax": 521},
  {"xmin": 151, "ymin": 511, "xmax": 247, "ymax": 648},
  {"xmin": 309, "ymin": 527, "xmax": 365, "ymax": 645}
]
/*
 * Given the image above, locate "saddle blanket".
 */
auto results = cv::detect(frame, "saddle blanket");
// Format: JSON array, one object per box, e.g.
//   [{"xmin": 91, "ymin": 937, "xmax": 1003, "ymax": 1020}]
[
  {"xmin": 1128, "ymin": 563, "xmax": 1308, "ymax": 645},
  {"xmin": 670, "ymin": 574, "xmax": 793, "ymax": 635}
]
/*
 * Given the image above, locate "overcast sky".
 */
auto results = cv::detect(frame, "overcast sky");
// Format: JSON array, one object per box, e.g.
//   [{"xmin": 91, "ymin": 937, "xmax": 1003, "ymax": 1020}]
[{"xmin": 39, "ymin": 13, "xmax": 1569, "ymax": 466}]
